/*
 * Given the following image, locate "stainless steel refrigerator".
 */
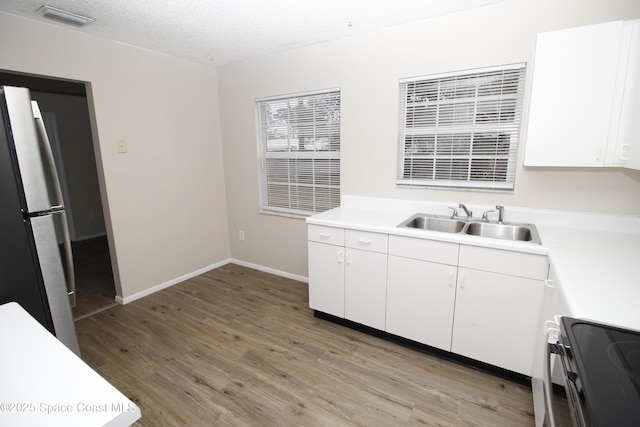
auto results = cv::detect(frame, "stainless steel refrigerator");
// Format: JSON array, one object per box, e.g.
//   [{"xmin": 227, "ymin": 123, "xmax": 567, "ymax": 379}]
[{"xmin": 0, "ymin": 85, "xmax": 79, "ymax": 355}]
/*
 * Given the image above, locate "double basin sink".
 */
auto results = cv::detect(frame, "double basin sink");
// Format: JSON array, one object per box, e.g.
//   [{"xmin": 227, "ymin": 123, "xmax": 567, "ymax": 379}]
[{"xmin": 398, "ymin": 213, "xmax": 541, "ymax": 244}]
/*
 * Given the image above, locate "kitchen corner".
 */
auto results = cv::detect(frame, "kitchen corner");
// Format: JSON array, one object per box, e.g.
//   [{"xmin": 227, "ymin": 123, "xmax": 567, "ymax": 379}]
[
  {"xmin": 539, "ymin": 226, "xmax": 640, "ymax": 332},
  {"xmin": 310, "ymin": 195, "xmax": 640, "ymax": 331},
  {"xmin": 308, "ymin": 195, "xmax": 640, "ymax": 426}
]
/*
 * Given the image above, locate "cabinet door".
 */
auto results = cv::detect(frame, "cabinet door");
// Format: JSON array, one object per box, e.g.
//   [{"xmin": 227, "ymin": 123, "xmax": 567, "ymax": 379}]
[
  {"xmin": 451, "ymin": 268, "xmax": 544, "ymax": 376},
  {"xmin": 386, "ymin": 256, "xmax": 457, "ymax": 351},
  {"xmin": 308, "ymin": 241, "xmax": 344, "ymax": 318},
  {"xmin": 344, "ymin": 249, "xmax": 387, "ymax": 330},
  {"xmin": 525, "ymin": 21, "xmax": 623, "ymax": 166},
  {"xmin": 617, "ymin": 22, "xmax": 640, "ymax": 170}
]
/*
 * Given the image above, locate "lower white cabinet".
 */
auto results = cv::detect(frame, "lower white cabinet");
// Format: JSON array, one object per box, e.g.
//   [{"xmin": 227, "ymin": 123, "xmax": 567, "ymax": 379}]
[
  {"xmin": 386, "ymin": 255, "xmax": 457, "ymax": 351},
  {"xmin": 344, "ymin": 229, "xmax": 388, "ymax": 330},
  {"xmin": 451, "ymin": 267, "xmax": 545, "ymax": 375},
  {"xmin": 307, "ymin": 225, "xmax": 388, "ymax": 330},
  {"xmin": 308, "ymin": 241, "xmax": 345, "ymax": 317},
  {"xmin": 307, "ymin": 225, "xmax": 549, "ymax": 376},
  {"xmin": 452, "ymin": 245, "xmax": 548, "ymax": 375},
  {"xmin": 345, "ymin": 248, "xmax": 387, "ymax": 330}
]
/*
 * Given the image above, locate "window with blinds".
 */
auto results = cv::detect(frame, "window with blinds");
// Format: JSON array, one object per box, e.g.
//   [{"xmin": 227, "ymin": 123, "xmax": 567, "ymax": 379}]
[
  {"xmin": 397, "ymin": 63, "xmax": 526, "ymax": 190},
  {"xmin": 257, "ymin": 89, "xmax": 340, "ymax": 216}
]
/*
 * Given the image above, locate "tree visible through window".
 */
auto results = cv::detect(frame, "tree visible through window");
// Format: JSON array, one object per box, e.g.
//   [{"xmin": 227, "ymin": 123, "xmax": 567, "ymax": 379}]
[
  {"xmin": 397, "ymin": 64, "xmax": 526, "ymax": 190},
  {"xmin": 257, "ymin": 90, "xmax": 340, "ymax": 216}
]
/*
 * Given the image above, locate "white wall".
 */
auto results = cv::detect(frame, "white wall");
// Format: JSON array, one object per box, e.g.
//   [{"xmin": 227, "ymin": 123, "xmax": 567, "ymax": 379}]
[
  {"xmin": 0, "ymin": 12, "xmax": 230, "ymax": 299},
  {"xmin": 218, "ymin": 0, "xmax": 640, "ymax": 278},
  {"xmin": 2, "ymin": 0, "xmax": 639, "ymax": 290}
]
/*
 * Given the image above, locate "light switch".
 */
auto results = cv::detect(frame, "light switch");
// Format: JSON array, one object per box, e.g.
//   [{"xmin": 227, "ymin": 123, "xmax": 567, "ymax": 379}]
[{"xmin": 117, "ymin": 139, "xmax": 127, "ymax": 153}]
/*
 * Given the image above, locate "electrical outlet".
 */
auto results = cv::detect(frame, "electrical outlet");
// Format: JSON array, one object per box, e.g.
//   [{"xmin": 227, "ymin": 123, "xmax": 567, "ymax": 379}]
[
  {"xmin": 239, "ymin": 230, "xmax": 245, "ymax": 241},
  {"xmin": 117, "ymin": 139, "xmax": 127, "ymax": 153}
]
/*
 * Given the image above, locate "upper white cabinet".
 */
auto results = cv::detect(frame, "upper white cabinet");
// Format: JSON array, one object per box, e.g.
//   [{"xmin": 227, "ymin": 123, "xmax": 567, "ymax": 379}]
[
  {"xmin": 525, "ymin": 20, "xmax": 640, "ymax": 170},
  {"xmin": 614, "ymin": 22, "xmax": 640, "ymax": 170}
]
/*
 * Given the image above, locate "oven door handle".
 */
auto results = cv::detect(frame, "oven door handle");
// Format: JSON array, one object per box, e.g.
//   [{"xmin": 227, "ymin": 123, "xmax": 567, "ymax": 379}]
[{"xmin": 544, "ymin": 327, "xmax": 561, "ymax": 427}]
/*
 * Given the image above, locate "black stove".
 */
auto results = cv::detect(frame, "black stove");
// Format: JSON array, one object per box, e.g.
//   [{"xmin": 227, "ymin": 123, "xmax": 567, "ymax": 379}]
[{"xmin": 559, "ymin": 317, "xmax": 640, "ymax": 426}]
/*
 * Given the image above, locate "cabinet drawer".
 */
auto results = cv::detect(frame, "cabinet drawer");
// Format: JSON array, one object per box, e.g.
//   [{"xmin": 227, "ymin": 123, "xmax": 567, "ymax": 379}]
[
  {"xmin": 388, "ymin": 235, "xmax": 458, "ymax": 265},
  {"xmin": 458, "ymin": 245, "xmax": 548, "ymax": 280},
  {"xmin": 345, "ymin": 230, "xmax": 388, "ymax": 254},
  {"xmin": 308, "ymin": 225, "xmax": 344, "ymax": 246}
]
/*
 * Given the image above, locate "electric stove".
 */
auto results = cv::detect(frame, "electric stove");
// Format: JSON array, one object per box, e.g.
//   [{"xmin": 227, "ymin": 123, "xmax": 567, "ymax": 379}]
[{"xmin": 559, "ymin": 317, "xmax": 640, "ymax": 426}]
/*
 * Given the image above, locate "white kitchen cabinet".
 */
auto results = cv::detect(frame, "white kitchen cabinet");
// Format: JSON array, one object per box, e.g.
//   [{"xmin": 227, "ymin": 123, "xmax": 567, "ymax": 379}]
[
  {"xmin": 386, "ymin": 255, "xmax": 457, "ymax": 351},
  {"xmin": 451, "ymin": 267, "xmax": 545, "ymax": 376},
  {"xmin": 452, "ymin": 245, "xmax": 548, "ymax": 376},
  {"xmin": 308, "ymin": 241, "xmax": 345, "ymax": 317},
  {"xmin": 344, "ymin": 230, "xmax": 388, "ymax": 330},
  {"xmin": 308, "ymin": 225, "xmax": 345, "ymax": 318},
  {"xmin": 307, "ymin": 225, "xmax": 388, "ymax": 329},
  {"xmin": 344, "ymin": 248, "xmax": 387, "ymax": 329},
  {"xmin": 612, "ymin": 21, "xmax": 640, "ymax": 170},
  {"xmin": 525, "ymin": 20, "xmax": 632, "ymax": 167},
  {"xmin": 307, "ymin": 222, "xmax": 548, "ymax": 376},
  {"xmin": 386, "ymin": 235, "xmax": 459, "ymax": 351}
]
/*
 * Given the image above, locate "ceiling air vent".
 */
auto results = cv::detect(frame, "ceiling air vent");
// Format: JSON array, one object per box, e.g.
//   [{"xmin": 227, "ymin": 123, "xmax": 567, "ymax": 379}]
[{"xmin": 37, "ymin": 5, "xmax": 95, "ymax": 27}]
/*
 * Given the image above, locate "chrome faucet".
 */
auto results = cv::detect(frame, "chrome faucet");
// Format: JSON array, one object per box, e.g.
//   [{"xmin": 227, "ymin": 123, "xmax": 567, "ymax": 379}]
[
  {"xmin": 448, "ymin": 206, "xmax": 458, "ymax": 218},
  {"xmin": 458, "ymin": 203, "xmax": 472, "ymax": 219},
  {"xmin": 496, "ymin": 205, "xmax": 505, "ymax": 223},
  {"xmin": 482, "ymin": 209, "xmax": 494, "ymax": 222}
]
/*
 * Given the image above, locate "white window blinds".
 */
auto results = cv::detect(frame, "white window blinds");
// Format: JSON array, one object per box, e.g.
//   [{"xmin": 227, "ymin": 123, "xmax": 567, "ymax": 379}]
[
  {"xmin": 397, "ymin": 63, "xmax": 526, "ymax": 190},
  {"xmin": 257, "ymin": 89, "xmax": 340, "ymax": 216}
]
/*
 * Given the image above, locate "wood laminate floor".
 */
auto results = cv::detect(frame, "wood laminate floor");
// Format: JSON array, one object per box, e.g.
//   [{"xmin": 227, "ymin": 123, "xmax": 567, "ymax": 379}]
[{"xmin": 76, "ymin": 263, "xmax": 539, "ymax": 426}]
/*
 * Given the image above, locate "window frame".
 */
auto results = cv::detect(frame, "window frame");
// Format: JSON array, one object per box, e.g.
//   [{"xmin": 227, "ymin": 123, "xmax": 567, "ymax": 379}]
[
  {"xmin": 396, "ymin": 63, "xmax": 526, "ymax": 190},
  {"xmin": 256, "ymin": 88, "xmax": 341, "ymax": 217}
]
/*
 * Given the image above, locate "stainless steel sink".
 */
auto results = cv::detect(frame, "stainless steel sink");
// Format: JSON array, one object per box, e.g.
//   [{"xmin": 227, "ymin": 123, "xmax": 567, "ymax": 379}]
[
  {"xmin": 464, "ymin": 222, "xmax": 540, "ymax": 244},
  {"xmin": 398, "ymin": 213, "xmax": 541, "ymax": 244},
  {"xmin": 400, "ymin": 214, "xmax": 466, "ymax": 233}
]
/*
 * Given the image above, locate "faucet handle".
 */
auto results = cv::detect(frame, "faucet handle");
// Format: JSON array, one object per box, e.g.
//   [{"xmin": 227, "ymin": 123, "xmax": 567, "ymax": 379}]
[
  {"xmin": 447, "ymin": 206, "xmax": 458, "ymax": 218},
  {"xmin": 482, "ymin": 210, "xmax": 494, "ymax": 222}
]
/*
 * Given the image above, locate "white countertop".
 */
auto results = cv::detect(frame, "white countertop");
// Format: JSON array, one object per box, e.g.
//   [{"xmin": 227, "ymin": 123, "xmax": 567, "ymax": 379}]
[
  {"xmin": 308, "ymin": 196, "xmax": 640, "ymax": 332},
  {"xmin": 0, "ymin": 302, "xmax": 141, "ymax": 427},
  {"xmin": 540, "ymin": 226, "xmax": 640, "ymax": 331},
  {"xmin": 307, "ymin": 204, "xmax": 549, "ymax": 255}
]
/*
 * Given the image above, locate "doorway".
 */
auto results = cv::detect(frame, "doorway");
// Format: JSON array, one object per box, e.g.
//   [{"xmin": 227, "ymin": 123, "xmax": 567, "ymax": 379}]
[{"xmin": 0, "ymin": 70, "xmax": 117, "ymax": 319}]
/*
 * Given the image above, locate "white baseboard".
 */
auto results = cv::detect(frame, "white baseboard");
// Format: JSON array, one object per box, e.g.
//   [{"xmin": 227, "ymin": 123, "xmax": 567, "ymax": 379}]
[
  {"xmin": 115, "ymin": 258, "xmax": 232, "ymax": 305},
  {"xmin": 115, "ymin": 258, "xmax": 308, "ymax": 305},
  {"xmin": 229, "ymin": 258, "xmax": 309, "ymax": 284}
]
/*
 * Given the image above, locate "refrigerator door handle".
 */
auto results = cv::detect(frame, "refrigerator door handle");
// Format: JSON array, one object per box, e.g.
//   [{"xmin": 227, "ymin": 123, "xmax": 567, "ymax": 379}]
[
  {"xmin": 52, "ymin": 209, "xmax": 76, "ymax": 307},
  {"xmin": 31, "ymin": 101, "xmax": 65, "ymax": 207},
  {"xmin": 32, "ymin": 101, "xmax": 76, "ymax": 307}
]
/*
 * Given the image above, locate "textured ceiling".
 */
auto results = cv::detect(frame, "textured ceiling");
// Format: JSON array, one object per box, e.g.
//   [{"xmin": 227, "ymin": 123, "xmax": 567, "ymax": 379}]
[{"xmin": 0, "ymin": 0, "xmax": 506, "ymax": 67}]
